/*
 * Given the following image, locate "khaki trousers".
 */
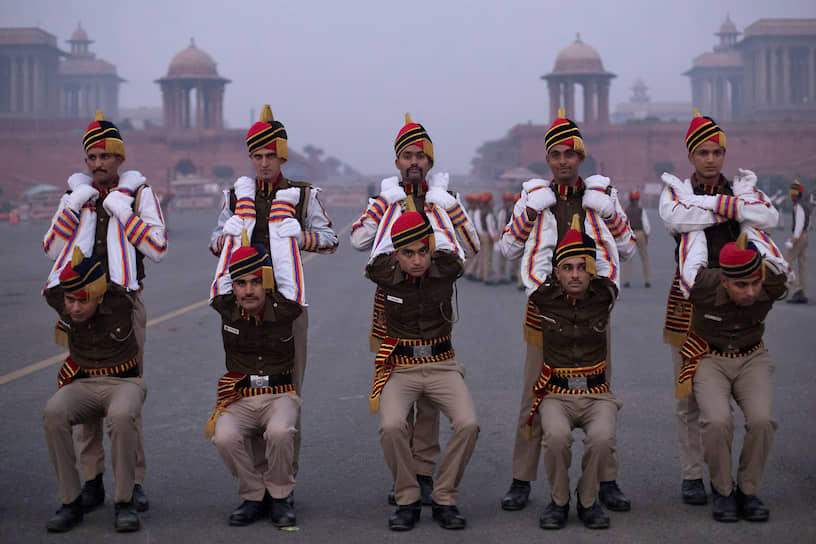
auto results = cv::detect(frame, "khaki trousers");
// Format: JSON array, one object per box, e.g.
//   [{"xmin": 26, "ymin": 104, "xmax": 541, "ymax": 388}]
[
  {"xmin": 379, "ymin": 361, "xmax": 479, "ymax": 505},
  {"xmin": 539, "ymin": 393, "xmax": 621, "ymax": 508},
  {"xmin": 409, "ymin": 397, "xmax": 441, "ymax": 476},
  {"xmin": 672, "ymin": 346, "xmax": 705, "ymax": 480},
  {"xmin": 511, "ymin": 342, "xmax": 619, "ymax": 483},
  {"xmin": 248, "ymin": 308, "xmax": 308, "ymax": 479},
  {"xmin": 693, "ymin": 349, "xmax": 776, "ymax": 496},
  {"xmin": 43, "ymin": 376, "xmax": 146, "ymax": 504},
  {"xmin": 786, "ymin": 231, "xmax": 808, "ymax": 294},
  {"xmin": 622, "ymin": 230, "xmax": 650, "ymax": 284},
  {"xmin": 212, "ymin": 393, "xmax": 301, "ymax": 501},
  {"xmin": 478, "ymin": 234, "xmax": 494, "ymax": 282},
  {"xmin": 78, "ymin": 292, "xmax": 147, "ymax": 484}
]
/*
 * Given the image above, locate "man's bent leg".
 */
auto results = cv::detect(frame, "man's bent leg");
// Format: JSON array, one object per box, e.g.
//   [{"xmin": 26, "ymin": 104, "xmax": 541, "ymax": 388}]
[
  {"xmin": 77, "ymin": 420, "xmax": 105, "ymax": 481},
  {"xmin": 539, "ymin": 397, "xmax": 574, "ymax": 506},
  {"xmin": 694, "ymin": 356, "xmax": 735, "ymax": 496},
  {"xmin": 732, "ymin": 350, "xmax": 777, "ymax": 496},
  {"xmin": 425, "ymin": 363, "xmax": 479, "ymax": 506},
  {"xmin": 511, "ymin": 342, "xmax": 543, "ymax": 481},
  {"xmin": 44, "ymin": 381, "xmax": 104, "ymax": 504},
  {"xmin": 103, "ymin": 378, "xmax": 146, "ymax": 503},
  {"xmin": 260, "ymin": 394, "xmax": 301, "ymax": 499},
  {"xmin": 411, "ymin": 397, "xmax": 440, "ymax": 477},
  {"xmin": 673, "ymin": 347, "xmax": 704, "ymax": 480},
  {"xmin": 380, "ymin": 370, "xmax": 423, "ymax": 505},
  {"xmin": 577, "ymin": 395, "xmax": 620, "ymax": 508},
  {"xmin": 212, "ymin": 397, "xmax": 267, "ymax": 501}
]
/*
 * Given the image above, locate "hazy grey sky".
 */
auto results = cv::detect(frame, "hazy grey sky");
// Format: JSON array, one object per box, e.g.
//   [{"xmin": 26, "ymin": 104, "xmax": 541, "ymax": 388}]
[{"xmin": 3, "ymin": 1, "xmax": 815, "ymax": 175}]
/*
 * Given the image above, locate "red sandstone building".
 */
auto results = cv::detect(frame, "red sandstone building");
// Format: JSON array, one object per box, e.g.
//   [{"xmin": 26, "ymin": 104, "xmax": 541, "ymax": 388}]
[
  {"xmin": 0, "ymin": 28, "xmax": 340, "ymax": 208},
  {"xmin": 471, "ymin": 18, "xmax": 816, "ymax": 193}
]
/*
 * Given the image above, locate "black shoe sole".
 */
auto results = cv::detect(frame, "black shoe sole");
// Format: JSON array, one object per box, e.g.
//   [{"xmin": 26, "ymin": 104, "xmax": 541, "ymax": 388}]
[
  {"xmin": 114, "ymin": 523, "xmax": 140, "ymax": 533},
  {"xmin": 539, "ymin": 521, "xmax": 566, "ymax": 530},
  {"xmin": 271, "ymin": 518, "xmax": 296, "ymax": 528},
  {"xmin": 683, "ymin": 495, "xmax": 708, "ymax": 505},
  {"xmin": 501, "ymin": 500, "xmax": 528, "ymax": 511}
]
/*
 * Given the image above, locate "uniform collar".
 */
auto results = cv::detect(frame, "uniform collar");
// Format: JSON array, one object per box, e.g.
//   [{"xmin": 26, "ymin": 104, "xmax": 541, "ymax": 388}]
[{"xmin": 552, "ymin": 177, "xmax": 584, "ymax": 200}]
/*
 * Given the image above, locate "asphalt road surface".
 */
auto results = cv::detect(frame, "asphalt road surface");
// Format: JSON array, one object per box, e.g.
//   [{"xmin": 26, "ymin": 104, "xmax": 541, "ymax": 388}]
[{"xmin": 1, "ymin": 206, "xmax": 814, "ymax": 543}]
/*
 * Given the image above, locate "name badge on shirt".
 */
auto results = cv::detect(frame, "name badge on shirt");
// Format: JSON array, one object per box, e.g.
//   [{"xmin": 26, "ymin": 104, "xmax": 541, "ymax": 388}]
[
  {"xmin": 387, "ymin": 295, "xmax": 403, "ymax": 304},
  {"xmin": 224, "ymin": 324, "xmax": 240, "ymax": 335},
  {"xmin": 703, "ymin": 314, "xmax": 723, "ymax": 322}
]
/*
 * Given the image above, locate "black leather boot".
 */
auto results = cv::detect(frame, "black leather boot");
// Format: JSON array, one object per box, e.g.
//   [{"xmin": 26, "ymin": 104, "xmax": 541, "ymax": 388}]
[
  {"xmin": 538, "ymin": 500, "xmax": 568, "ymax": 530},
  {"xmin": 599, "ymin": 481, "xmax": 631, "ymax": 511},
  {"xmin": 80, "ymin": 473, "xmax": 105, "ymax": 513},
  {"xmin": 577, "ymin": 496, "xmax": 610, "ymax": 529},
  {"xmin": 270, "ymin": 497, "xmax": 296, "ymax": 527},
  {"xmin": 711, "ymin": 486, "xmax": 739, "ymax": 522},
  {"xmin": 389, "ymin": 500, "xmax": 421, "ymax": 531},
  {"xmin": 46, "ymin": 497, "xmax": 83, "ymax": 532},
  {"xmin": 736, "ymin": 487, "xmax": 769, "ymax": 522},
  {"xmin": 114, "ymin": 501, "xmax": 140, "ymax": 532},
  {"xmin": 681, "ymin": 478, "xmax": 707, "ymax": 505},
  {"xmin": 228, "ymin": 499, "xmax": 266, "ymax": 526},
  {"xmin": 431, "ymin": 502, "xmax": 466, "ymax": 530},
  {"xmin": 501, "ymin": 479, "xmax": 531, "ymax": 511},
  {"xmin": 132, "ymin": 483, "xmax": 149, "ymax": 512}
]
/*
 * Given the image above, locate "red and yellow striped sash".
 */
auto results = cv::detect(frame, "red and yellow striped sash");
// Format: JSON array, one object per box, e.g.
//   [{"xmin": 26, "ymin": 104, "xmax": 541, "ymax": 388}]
[{"xmin": 57, "ymin": 357, "xmax": 138, "ymax": 388}]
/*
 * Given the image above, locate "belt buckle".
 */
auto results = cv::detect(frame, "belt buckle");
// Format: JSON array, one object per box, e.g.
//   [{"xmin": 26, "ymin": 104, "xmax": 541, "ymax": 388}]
[
  {"xmin": 413, "ymin": 344, "xmax": 433, "ymax": 358},
  {"xmin": 250, "ymin": 375, "xmax": 270, "ymax": 388},
  {"xmin": 566, "ymin": 376, "xmax": 585, "ymax": 390}
]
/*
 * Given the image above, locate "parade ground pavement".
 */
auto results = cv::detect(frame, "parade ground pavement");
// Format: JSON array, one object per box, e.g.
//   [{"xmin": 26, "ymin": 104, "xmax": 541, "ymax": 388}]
[{"xmin": 1, "ymin": 207, "xmax": 814, "ymax": 543}]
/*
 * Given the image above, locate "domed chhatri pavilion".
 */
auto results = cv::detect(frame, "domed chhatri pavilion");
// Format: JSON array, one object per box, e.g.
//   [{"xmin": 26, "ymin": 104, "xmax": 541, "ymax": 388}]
[
  {"xmin": 684, "ymin": 15, "xmax": 744, "ymax": 121},
  {"xmin": 59, "ymin": 22, "xmax": 125, "ymax": 119},
  {"xmin": 155, "ymin": 38, "xmax": 230, "ymax": 131},
  {"xmin": 541, "ymin": 34, "xmax": 615, "ymax": 126}
]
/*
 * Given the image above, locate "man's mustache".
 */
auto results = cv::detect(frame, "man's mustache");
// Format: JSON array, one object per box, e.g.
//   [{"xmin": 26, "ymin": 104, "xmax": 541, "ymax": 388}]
[{"xmin": 93, "ymin": 168, "xmax": 107, "ymax": 174}]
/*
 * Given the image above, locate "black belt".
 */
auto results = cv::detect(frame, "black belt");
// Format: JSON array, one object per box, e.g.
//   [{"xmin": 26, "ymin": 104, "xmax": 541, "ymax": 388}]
[
  {"xmin": 77, "ymin": 366, "xmax": 140, "ymax": 380},
  {"xmin": 393, "ymin": 340, "xmax": 452, "ymax": 358},
  {"xmin": 237, "ymin": 373, "xmax": 293, "ymax": 389},
  {"xmin": 549, "ymin": 371, "xmax": 606, "ymax": 391},
  {"xmin": 709, "ymin": 341, "xmax": 762, "ymax": 357}
]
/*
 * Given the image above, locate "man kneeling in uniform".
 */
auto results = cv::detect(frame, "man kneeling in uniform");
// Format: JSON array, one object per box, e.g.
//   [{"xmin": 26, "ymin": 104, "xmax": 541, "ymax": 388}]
[
  {"xmin": 527, "ymin": 217, "xmax": 621, "ymax": 530},
  {"xmin": 207, "ymin": 224, "xmax": 304, "ymax": 527},
  {"xmin": 367, "ymin": 211, "xmax": 479, "ymax": 531},
  {"xmin": 43, "ymin": 249, "xmax": 146, "ymax": 533},
  {"xmin": 676, "ymin": 232, "xmax": 788, "ymax": 522}
]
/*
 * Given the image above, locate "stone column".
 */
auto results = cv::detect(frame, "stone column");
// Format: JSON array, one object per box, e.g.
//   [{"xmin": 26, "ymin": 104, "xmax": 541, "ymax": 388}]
[
  {"xmin": 195, "ymin": 85, "xmax": 203, "ymax": 128},
  {"xmin": 598, "ymin": 80, "xmax": 610, "ymax": 125},
  {"xmin": 811, "ymin": 47, "xmax": 816, "ymax": 103},
  {"xmin": 9, "ymin": 56, "xmax": 17, "ymax": 113},
  {"xmin": 21, "ymin": 55, "xmax": 30, "ymax": 113},
  {"xmin": 782, "ymin": 45, "xmax": 791, "ymax": 105},
  {"xmin": 564, "ymin": 78, "xmax": 575, "ymax": 119},
  {"xmin": 216, "ymin": 87, "xmax": 224, "ymax": 129},
  {"xmin": 583, "ymin": 79, "xmax": 596, "ymax": 125},
  {"xmin": 547, "ymin": 80, "xmax": 560, "ymax": 123}
]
